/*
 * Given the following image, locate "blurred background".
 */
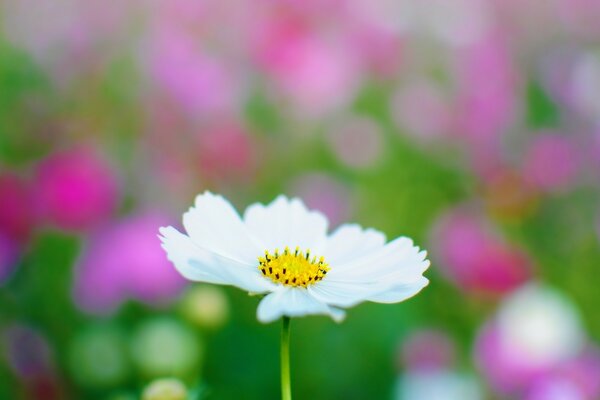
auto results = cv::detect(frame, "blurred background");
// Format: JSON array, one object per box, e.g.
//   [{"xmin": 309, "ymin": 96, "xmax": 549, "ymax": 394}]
[{"xmin": 1, "ymin": 1, "xmax": 600, "ymax": 399}]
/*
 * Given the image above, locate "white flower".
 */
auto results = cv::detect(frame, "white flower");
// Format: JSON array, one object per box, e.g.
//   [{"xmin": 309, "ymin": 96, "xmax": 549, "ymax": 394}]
[
  {"xmin": 159, "ymin": 192, "xmax": 429, "ymax": 323},
  {"xmin": 496, "ymin": 283, "xmax": 584, "ymax": 368}
]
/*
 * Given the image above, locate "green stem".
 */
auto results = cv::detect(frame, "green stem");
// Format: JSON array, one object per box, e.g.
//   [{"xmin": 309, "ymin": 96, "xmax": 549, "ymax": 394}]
[{"xmin": 280, "ymin": 316, "xmax": 292, "ymax": 400}]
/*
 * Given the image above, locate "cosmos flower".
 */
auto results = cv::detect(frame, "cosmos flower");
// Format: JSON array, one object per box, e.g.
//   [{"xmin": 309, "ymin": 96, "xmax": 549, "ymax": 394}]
[
  {"xmin": 430, "ymin": 207, "xmax": 531, "ymax": 296},
  {"xmin": 34, "ymin": 147, "xmax": 120, "ymax": 232},
  {"xmin": 159, "ymin": 192, "xmax": 429, "ymax": 323},
  {"xmin": 74, "ymin": 212, "xmax": 186, "ymax": 314},
  {"xmin": 474, "ymin": 284, "xmax": 585, "ymax": 395}
]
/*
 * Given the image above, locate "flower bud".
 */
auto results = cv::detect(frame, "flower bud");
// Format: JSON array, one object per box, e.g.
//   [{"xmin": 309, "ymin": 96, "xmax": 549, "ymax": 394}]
[
  {"xmin": 131, "ymin": 318, "xmax": 201, "ymax": 378},
  {"xmin": 180, "ymin": 286, "xmax": 229, "ymax": 330},
  {"xmin": 142, "ymin": 378, "xmax": 187, "ymax": 400}
]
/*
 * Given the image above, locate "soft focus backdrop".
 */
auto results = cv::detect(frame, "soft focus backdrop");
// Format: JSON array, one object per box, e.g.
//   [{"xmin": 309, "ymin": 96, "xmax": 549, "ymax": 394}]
[{"xmin": 1, "ymin": 1, "xmax": 600, "ymax": 399}]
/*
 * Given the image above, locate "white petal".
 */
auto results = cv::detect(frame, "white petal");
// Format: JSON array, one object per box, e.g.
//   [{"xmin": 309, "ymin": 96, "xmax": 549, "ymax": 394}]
[
  {"xmin": 183, "ymin": 191, "xmax": 261, "ymax": 264},
  {"xmin": 328, "ymin": 237, "xmax": 429, "ymax": 284},
  {"xmin": 319, "ymin": 223, "xmax": 386, "ymax": 265},
  {"xmin": 256, "ymin": 287, "xmax": 345, "ymax": 323},
  {"xmin": 308, "ymin": 280, "xmax": 378, "ymax": 308},
  {"xmin": 309, "ymin": 275, "xmax": 428, "ymax": 308},
  {"xmin": 243, "ymin": 195, "xmax": 329, "ymax": 251},
  {"xmin": 159, "ymin": 226, "xmax": 275, "ymax": 293},
  {"xmin": 366, "ymin": 276, "xmax": 429, "ymax": 303},
  {"xmin": 310, "ymin": 235, "xmax": 429, "ymax": 307}
]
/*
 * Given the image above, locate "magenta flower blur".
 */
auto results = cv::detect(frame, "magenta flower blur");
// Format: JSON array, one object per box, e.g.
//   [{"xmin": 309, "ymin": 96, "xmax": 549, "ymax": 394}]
[
  {"xmin": 0, "ymin": 173, "xmax": 33, "ymax": 285},
  {"xmin": 0, "ymin": 172, "xmax": 34, "ymax": 243},
  {"xmin": 455, "ymin": 34, "xmax": 517, "ymax": 143},
  {"xmin": 255, "ymin": 23, "xmax": 358, "ymax": 116},
  {"xmin": 475, "ymin": 322, "xmax": 542, "ymax": 394},
  {"xmin": 524, "ymin": 348, "xmax": 600, "ymax": 400},
  {"xmin": 73, "ymin": 212, "xmax": 186, "ymax": 314},
  {"xmin": 34, "ymin": 147, "xmax": 120, "ymax": 231},
  {"xmin": 522, "ymin": 132, "xmax": 580, "ymax": 193},
  {"xmin": 349, "ymin": 23, "xmax": 402, "ymax": 77},
  {"xmin": 431, "ymin": 208, "xmax": 530, "ymax": 295},
  {"xmin": 474, "ymin": 285, "xmax": 585, "ymax": 396},
  {"xmin": 453, "ymin": 34, "xmax": 517, "ymax": 176},
  {"xmin": 147, "ymin": 26, "xmax": 238, "ymax": 117},
  {"xmin": 0, "ymin": 232, "xmax": 19, "ymax": 285},
  {"xmin": 553, "ymin": 347, "xmax": 600, "ymax": 399}
]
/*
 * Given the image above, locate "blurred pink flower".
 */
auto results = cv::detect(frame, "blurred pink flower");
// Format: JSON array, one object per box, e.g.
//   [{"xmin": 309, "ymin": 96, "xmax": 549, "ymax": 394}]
[
  {"xmin": 0, "ymin": 172, "xmax": 34, "ymax": 243},
  {"xmin": 0, "ymin": 172, "xmax": 33, "ymax": 284},
  {"xmin": 74, "ymin": 212, "xmax": 186, "ymax": 314},
  {"xmin": 520, "ymin": 347, "xmax": 600, "ymax": 400},
  {"xmin": 475, "ymin": 322, "xmax": 543, "ymax": 394},
  {"xmin": 480, "ymin": 333, "xmax": 600, "ymax": 400},
  {"xmin": 289, "ymin": 173, "xmax": 351, "ymax": 228},
  {"xmin": 524, "ymin": 377, "xmax": 585, "ymax": 400},
  {"xmin": 475, "ymin": 285, "xmax": 585, "ymax": 396},
  {"xmin": 400, "ymin": 329, "xmax": 456, "ymax": 372},
  {"xmin": 0, "ymin": 232, "xmax": 19, "ymax": 285},
  {"xmin": 452, "ymin": 34, "xmax": 518, "ymax": 175},
  {"xmin": 147, "ymin": 26, "xmax": 239, "ymax": 118},
  {"xmin": 348, "ymin": 22, "xmax": 403, "ymax": 77},
  {"xmin": 522, "ymin": 133, "xmax": 580, "ymax": 193},
  {"xmin": 254, "ymin": 22, "xmax": 359, "ymax": 116},
  {"xmin": 34, "ymin": 147, "xmax": 120, "ymax": 232},
  {"xmin": 547, "ymin": 347, "xmax": 600, "ymax": 400},
  {"xmin": 455, "ymin": 36, "xmax": 517, "ymax": 139},
  {"xmin": 431, "ymin": 208, "xmax": 530, "ymax": 295}
]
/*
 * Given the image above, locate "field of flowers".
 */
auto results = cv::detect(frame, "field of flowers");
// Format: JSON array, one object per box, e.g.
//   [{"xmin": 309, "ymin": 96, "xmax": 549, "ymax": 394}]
[{"xmin": 1, "ymin": 1, "xmax": 600, "ymax": 399}]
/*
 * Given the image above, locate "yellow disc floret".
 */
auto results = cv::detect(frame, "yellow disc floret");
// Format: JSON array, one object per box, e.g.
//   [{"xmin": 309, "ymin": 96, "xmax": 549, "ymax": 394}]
[{"xmin": 258, "ymin": 246, "xmax": 330, "ymax": 287}]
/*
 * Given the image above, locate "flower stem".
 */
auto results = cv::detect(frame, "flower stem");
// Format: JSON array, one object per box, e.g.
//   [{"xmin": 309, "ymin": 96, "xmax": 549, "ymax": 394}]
[{"xmin": 280, "ymin": 316, "xmax": 292, "ymax": 400}]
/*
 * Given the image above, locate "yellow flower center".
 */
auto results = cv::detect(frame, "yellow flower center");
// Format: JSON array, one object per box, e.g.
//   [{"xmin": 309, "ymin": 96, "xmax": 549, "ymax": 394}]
[{"xmin": 258, "ymin": 246, "xmax": 330, "ymax": 287}]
